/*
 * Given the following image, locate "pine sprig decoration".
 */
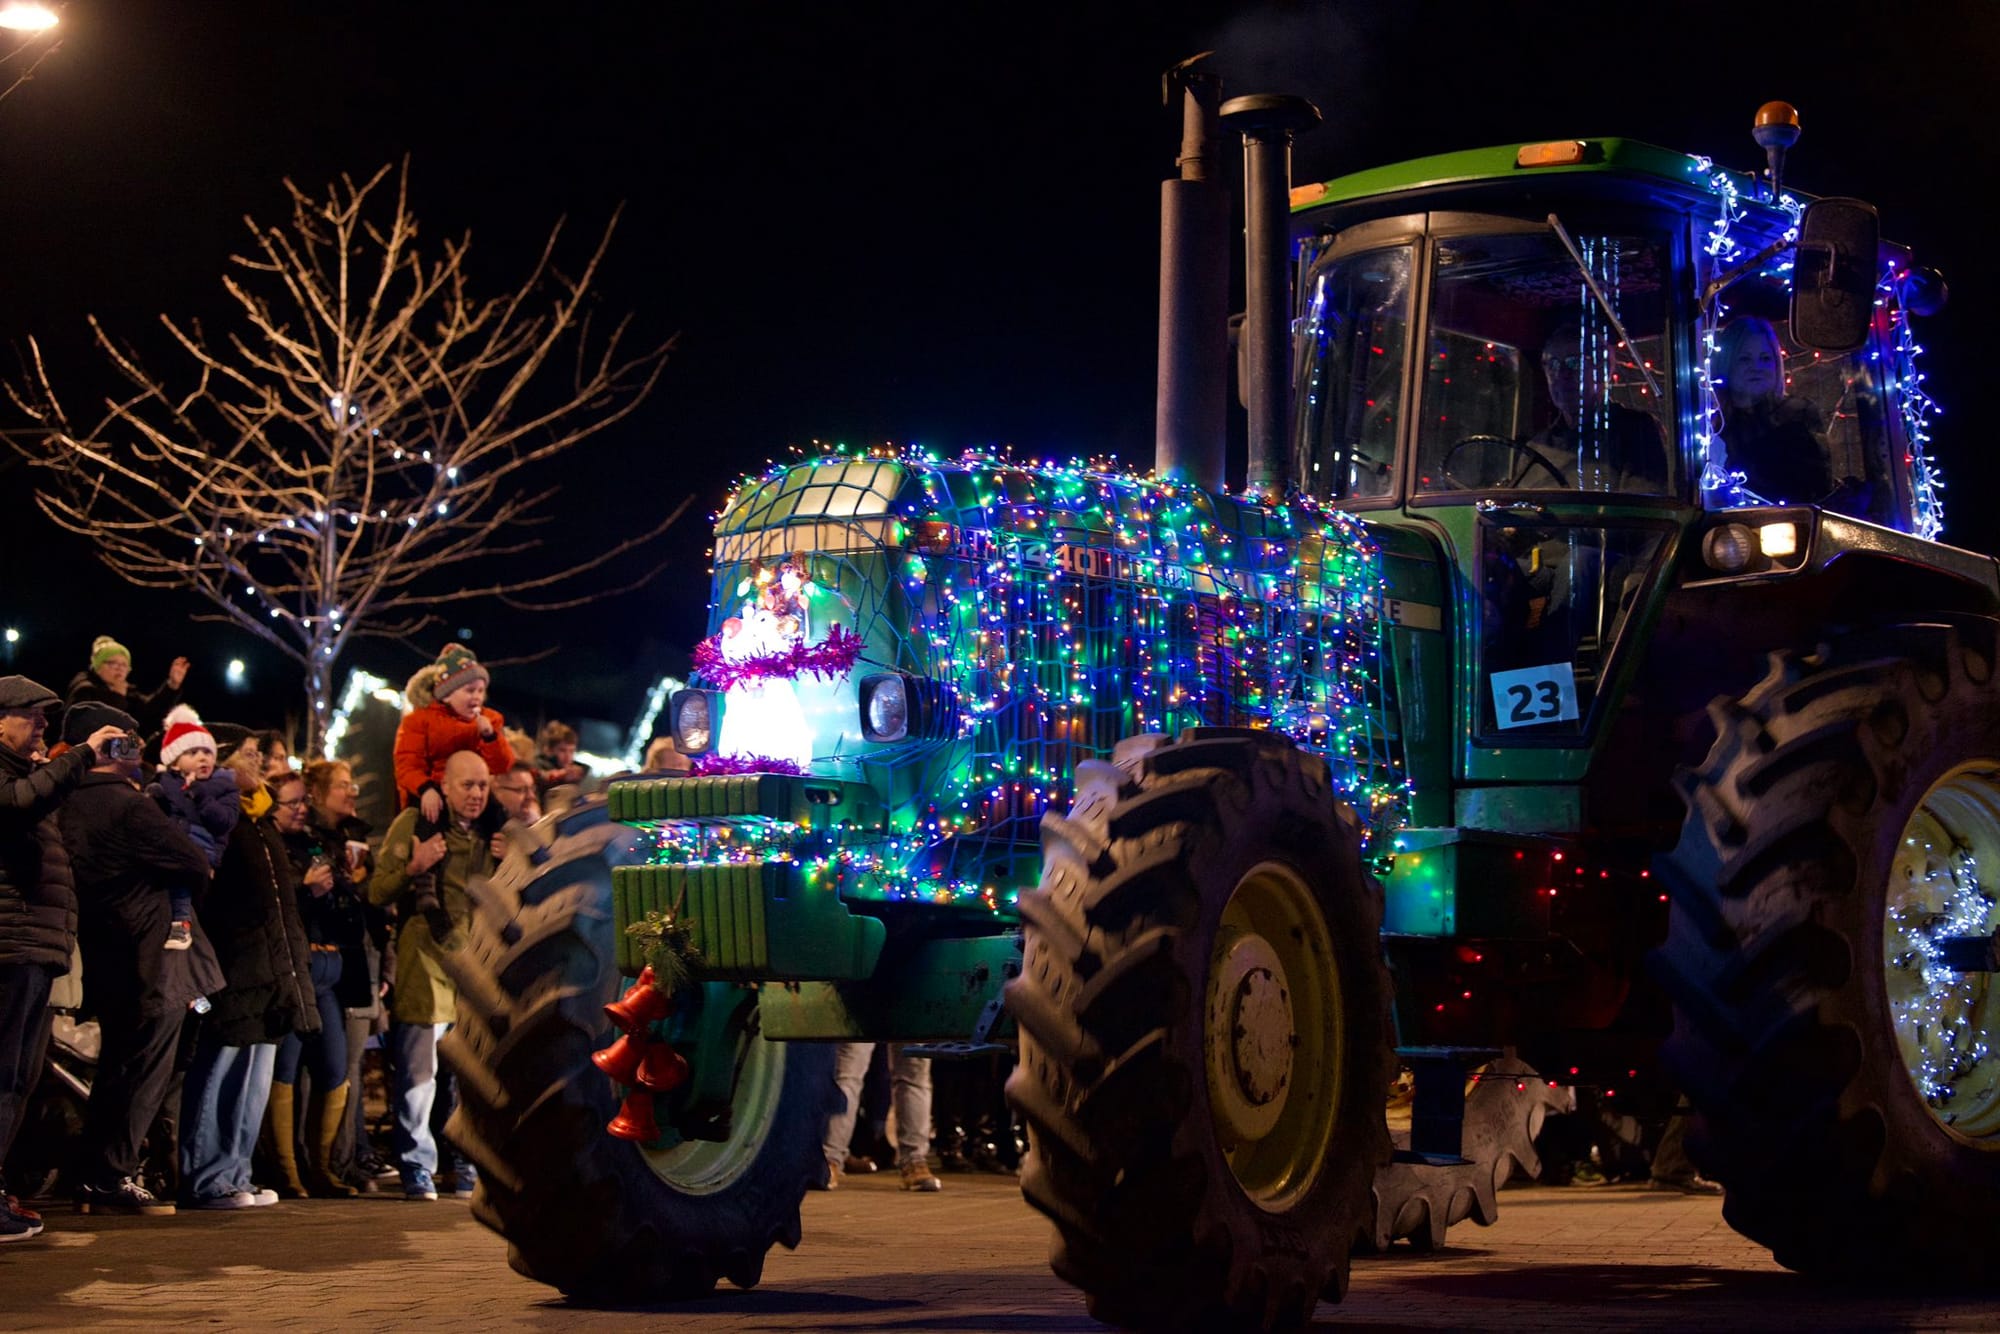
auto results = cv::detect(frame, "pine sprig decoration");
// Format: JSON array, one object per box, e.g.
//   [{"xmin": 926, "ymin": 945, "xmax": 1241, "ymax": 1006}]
[{"xmin": 623, "ymin": 905, "xmax": 703, "ymax": 993}]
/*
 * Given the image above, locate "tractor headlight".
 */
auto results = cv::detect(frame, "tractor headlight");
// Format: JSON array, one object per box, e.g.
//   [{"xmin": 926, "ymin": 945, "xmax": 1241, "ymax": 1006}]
[
  {"xmin": 860, "ymin": 674, "xmax": 909, "ymax": 742},
  {"xmin": 1701, "ymin": 523, "xmax": 1757, "ymax": 574},
  {"xmin": 670, "ymin": 689, "xmax": 721, "ymax": 754},
  {"xmin": 859, "ymin": 673, "xmax": 960, "ymax": 744}
]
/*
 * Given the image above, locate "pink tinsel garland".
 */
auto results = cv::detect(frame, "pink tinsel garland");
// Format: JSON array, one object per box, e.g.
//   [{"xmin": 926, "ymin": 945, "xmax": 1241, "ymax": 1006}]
[
  {"xmin": 690, "ymin": 754, "xmax": 807, "ymax": 777},
  {"xmin": 693, "ymin": 623, "xmax": 863, "ymax": 692}
]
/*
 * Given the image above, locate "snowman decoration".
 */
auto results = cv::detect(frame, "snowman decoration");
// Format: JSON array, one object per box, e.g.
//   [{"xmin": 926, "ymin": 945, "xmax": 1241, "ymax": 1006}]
[{"xmin": 715, "ymin": 559, "xmax": 815, "ymax": 770}]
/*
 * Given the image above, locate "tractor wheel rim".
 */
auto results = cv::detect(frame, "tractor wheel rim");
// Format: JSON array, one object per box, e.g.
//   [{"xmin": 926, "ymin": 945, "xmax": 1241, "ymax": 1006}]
[
  {"xmin": 640, "ymin": 1031, "xmax": 786, "ymax": 1194},
  {"xmin": 1884, "ymin": 761, "xmax": 2000, "ymax": 1144},
  {"xmin": 1206, "ymin": 860, "xmax": 1343, "ymax": 1212}
]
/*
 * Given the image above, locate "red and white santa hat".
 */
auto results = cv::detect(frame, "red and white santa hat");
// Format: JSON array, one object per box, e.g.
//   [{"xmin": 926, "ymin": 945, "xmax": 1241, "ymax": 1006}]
[{"xmin": 160, "ymin": 704, "xmax": 218, "ymax": 767}]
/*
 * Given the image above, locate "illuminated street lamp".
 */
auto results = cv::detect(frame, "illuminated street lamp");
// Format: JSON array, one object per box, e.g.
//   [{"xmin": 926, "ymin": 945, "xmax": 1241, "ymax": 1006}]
[{"xmin": 0, "ymin": 4, "xmax": 59, "ymax": 32}]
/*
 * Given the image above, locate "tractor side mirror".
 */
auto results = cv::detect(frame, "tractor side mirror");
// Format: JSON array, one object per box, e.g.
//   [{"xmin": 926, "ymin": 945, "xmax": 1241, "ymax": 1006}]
[{"xmin": 1790, "ymin": 197, "xmax": 1879, "ymax": 353}]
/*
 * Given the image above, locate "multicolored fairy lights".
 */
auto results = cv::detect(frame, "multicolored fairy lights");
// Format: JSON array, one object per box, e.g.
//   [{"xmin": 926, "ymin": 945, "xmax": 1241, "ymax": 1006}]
[{"xmin": 656, "ymin": 446, "xmax": 1406, "ymax": 913}]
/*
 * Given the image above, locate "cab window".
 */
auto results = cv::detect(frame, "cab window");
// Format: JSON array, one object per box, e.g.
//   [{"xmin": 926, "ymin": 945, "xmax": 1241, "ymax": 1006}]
[{"xmin": 1414, "ymin": 231, "xmax": 1676, "ymax": 497}]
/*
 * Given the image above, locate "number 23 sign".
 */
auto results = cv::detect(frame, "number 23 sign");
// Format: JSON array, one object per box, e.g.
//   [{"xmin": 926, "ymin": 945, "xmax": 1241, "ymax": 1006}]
[{"xmin": 1489, "ymin": 661, "xmax": 1580, "ymax": 730}]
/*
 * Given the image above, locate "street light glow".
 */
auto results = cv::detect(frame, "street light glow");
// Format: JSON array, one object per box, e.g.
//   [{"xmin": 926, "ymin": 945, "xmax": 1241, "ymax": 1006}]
[
  {"xmin": 3, "ymin": 628, "xmax": 18, "ymax": 645},
  {"xmin": 0, "ymin": 4, "xmax": 60, "ymax": 32},
  {"xmin": 226, "ymin": 659, "xmax": 247, "ymax": 686}
]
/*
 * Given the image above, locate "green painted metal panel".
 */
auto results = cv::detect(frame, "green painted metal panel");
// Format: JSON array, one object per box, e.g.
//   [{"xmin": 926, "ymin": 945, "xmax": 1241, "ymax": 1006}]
[
  {"xmin": 612, "ymin": 860, "xmax": 885, "ymax": 983},
  {"xmin": 1294, "ymin": 138, "xmax": 1735, "ymax": 213},
  {"xmin": 757, "ymin": 934, "xmax": 1021, "ymax": 1041}
]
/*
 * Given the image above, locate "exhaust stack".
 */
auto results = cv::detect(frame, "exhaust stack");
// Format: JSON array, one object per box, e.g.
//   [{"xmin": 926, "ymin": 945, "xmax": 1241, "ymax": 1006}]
[
  {"xmin": 1220, "ymin": 93, "xmax": 1320, "ymax": 500},
  {"xmin": 1154, "ymin": 56, "xmax": 1228, "ymax": 489}
]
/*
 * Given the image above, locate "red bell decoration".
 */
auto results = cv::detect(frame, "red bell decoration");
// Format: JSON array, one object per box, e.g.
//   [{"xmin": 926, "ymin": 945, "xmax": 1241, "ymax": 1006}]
[
  {"xmin": 591, "ymin": 1032, "xmax": 645, "ymax": 1086},
  {"xmin": 636, "ymin": 1042, "xmax": 691, "ymax": 1094},
  {"xmin": 604, "ymin": 966, "xmax": 673, "ymax": 1032},
  {"xmin": 605, "ymin": 1088, "xmax": 660, "ymax": 1142}
]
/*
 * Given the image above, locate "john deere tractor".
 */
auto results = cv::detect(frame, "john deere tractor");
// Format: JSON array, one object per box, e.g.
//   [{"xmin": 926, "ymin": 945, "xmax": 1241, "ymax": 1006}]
[{"xmin": 440, "ymin": 67, "xmax": 1994, "ymax": 1331}]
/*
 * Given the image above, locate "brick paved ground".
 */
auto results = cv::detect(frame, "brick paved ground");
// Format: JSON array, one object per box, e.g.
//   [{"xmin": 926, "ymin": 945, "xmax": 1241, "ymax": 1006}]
[{"xmin": 4, "ymin": 1173, "xmax": 1995, "ymax": 1331}]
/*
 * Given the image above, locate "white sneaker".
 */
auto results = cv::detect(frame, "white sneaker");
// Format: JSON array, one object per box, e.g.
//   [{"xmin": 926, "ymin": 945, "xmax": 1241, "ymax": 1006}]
[
  {"xmin": 246, "ymin": 1187, "xmax": 280, "ymax": 1206},
  {"xmin": 190, "ymin": 1191, "xmax": 258, "ymax": 1210}
]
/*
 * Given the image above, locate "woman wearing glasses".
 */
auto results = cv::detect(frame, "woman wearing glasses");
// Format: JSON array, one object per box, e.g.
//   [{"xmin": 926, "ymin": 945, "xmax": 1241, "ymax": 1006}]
[{"xmin": 176, "ymin": 772, "xmax": 318, "ymax": 1210}]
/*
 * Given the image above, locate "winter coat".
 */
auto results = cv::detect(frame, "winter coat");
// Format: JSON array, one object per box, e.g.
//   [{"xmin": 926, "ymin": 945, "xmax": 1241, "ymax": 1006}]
[
  {"xmin": 391, "ymin": 669, "xmax": 515, "ymax": 806},
  {"xmin": 280, "ymin": 819, "xmax": 374, "ymax": 1010},
  {"xmin": 0, "ymin": 741, "xmax": 91, "ymax": 973},
  {"xmin": 368, "ymin": 805, "xmax": 495, "ymax": 1025},
  {"xmin": 63, "ymin": 669, "xmax": 183, "ymax": 743},
  {"xmin": 203, "ymin": 813, "xmax": 320, "ymax": 1046},
  {"xmin": 58, "ymin": 770, "xmax": 226, "ymax": 1020},
  {"xmin": 149, "ymin": 769, "xmax": 241, "ymax": 869}
]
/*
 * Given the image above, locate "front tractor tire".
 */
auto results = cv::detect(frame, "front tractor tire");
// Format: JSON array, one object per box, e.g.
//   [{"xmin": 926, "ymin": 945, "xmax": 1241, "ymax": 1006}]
[
  {"xmin": 437, "ymin": 796, "xmax": 837, "ymax": 1300},
  {"xmin": 1005, "ymin": 729, "xmax": 1392, "ymax": 1331},
  {"xmin": 1656, "ymin": 618, "xmax": 2000, "ymax": 1282}
]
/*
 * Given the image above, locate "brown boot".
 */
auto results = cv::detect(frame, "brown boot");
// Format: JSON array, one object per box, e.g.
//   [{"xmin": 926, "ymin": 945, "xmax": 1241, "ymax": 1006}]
[
  {"xmin": 266, "ymin": 1083, "xmax": 310, "ymax": 1199},
  {"xmin": 307, "ymin": 1085, "xmax": 360, "ymax": 1198}
]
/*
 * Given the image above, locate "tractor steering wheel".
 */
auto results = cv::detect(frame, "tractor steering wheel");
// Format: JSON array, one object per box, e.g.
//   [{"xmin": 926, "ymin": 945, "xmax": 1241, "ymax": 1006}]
[{"xmin": 1441, "ymin": 434, "xmax": 1572, "ymax": 491}]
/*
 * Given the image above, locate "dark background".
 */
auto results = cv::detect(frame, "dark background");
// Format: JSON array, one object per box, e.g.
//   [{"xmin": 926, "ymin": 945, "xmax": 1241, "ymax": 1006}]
[{"xmin": 3, "ymin": 1, "xmax": 1993, "ymax": 747}]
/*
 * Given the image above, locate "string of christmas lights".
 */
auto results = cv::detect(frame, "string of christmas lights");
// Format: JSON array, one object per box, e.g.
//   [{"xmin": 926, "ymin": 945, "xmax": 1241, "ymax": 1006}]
[{"xmin": 680, "ymin": 445, "xmax": 1408, "ymax": 911}]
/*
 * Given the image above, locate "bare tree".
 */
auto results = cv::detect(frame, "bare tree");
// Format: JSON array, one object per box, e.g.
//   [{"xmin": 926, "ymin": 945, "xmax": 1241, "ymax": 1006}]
[{"xmin": 8, "ymin": 161, "xmax": 683, "ymax": 750}]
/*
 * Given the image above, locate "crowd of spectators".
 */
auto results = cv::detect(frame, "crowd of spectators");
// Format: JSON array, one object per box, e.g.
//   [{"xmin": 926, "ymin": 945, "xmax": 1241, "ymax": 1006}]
[
  {"xmin": 0, "ymin": 639, "xmax": 618, "ymax": 1239},
  {"xmin": 0, "ymin": 633, "xmax": 996, "ymax": 1248}
]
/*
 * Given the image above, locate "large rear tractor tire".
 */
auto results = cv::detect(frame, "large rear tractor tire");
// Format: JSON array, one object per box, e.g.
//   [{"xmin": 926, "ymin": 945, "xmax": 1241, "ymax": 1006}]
[
  {"xmin": 1655, "ymin": 618, "xmax": 2000, "ymax": 1282},
  {"xmin": 1005, "ymin": 729, "xmax": 1392, "ymax": 1331},
  {"xmin": 438, "ymin": 796, "xmax": 838, "ymax": 1300}
]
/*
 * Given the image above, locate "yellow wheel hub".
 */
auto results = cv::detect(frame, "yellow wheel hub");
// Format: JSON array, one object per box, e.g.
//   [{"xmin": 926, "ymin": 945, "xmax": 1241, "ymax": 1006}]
[{"xmin": 1205, "ymin": 861, "xmax": 1344, "ymax": 1211}]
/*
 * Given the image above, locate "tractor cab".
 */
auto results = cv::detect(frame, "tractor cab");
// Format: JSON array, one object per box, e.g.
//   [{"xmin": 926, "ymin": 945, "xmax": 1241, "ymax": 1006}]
[{"xmin": 1288, "ymin": 133, "xmax": 1944, "ymax": 767}]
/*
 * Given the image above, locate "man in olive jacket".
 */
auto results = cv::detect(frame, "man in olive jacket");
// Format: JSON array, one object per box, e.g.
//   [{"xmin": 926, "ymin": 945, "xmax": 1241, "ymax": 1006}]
[
  {"xmin": 368, "ymin": 750, "xmax": 500, "ymax": 1200},
  {"xmin": 1, "ymin": 678, "xmax": 124, "ymax": 1240}
]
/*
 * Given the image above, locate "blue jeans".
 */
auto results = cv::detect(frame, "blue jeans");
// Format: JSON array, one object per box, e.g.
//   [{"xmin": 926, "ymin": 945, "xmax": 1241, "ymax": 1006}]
[
  {"xmin": 179, "ymin": 1037, "xmax": 276, "ymax": 1200},
  {"xmin": 389, "ymin": 1021, "xmax": 449, "ymax": 1178},
  {"xmin": 274, "ymin": 952, "xmax": 348, "ymax": 1089}
]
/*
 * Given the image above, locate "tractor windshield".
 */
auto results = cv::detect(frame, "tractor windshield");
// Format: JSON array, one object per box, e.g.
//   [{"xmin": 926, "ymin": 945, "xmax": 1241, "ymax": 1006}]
[
  {"xmin": 1293, "ymin": 243, "xmax": 1414, "ymax": 503},
  {"xmin": 1414, "ymin": 230, "xmax": 1676, "ymax": 498}
]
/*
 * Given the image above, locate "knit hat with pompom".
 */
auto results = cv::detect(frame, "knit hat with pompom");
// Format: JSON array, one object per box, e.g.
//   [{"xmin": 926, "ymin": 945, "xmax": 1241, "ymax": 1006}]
[
  {"xmin": 432, "ymin": 643, "xmax": 490, "ymax": 702},
  {"xmin": 160, "ymin": 704, "xmax": 218, "ymax": 767}
]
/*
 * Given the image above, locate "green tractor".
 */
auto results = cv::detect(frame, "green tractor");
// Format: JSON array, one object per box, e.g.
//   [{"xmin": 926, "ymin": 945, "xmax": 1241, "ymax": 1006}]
[{"xmin": 440, "ymin": 69, "xmax": 1994, "ymax": 1331}]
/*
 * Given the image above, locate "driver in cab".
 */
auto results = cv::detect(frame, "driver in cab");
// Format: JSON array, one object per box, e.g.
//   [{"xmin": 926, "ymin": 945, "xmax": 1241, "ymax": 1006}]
[{"xmin": 1525, "ymin": 322, "xmax": 1670, "ymax": 495}]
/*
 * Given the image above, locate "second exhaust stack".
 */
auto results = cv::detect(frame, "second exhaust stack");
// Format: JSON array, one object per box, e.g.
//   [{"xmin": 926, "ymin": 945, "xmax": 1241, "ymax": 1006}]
[{"xmin": 1221, "ymin": 93, "xmax": 1320, "ymax": 500}]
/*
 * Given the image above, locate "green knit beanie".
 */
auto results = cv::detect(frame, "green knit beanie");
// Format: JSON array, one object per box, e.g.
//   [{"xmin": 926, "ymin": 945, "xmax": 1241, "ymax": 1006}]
[
  {"xmin": 433, "ymin": 643, "xmax": 489, "ymax": 701},
  {"xmin": 90, "ymin": 636, "xmax": 132, "ymax": 672}
]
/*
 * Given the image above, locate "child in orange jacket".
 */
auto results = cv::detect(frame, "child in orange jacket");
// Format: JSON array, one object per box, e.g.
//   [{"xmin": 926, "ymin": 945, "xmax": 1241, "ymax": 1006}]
[
  {"xmin": 391, "ymin": 646, "xmax": 515, "ymax": 933},
  {"xmin": 393, "ymin": 644, "xmax": 517, "ymax": 811}
]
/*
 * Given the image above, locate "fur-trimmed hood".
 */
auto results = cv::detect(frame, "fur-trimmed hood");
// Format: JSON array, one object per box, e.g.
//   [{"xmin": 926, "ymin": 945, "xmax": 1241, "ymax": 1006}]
[{"xmin": 404, "ymin": 664, "xmax": 443, "ymax": 711}]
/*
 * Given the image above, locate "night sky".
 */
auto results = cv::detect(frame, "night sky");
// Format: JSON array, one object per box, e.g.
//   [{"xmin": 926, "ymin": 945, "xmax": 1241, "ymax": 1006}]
[{"xmin": 3, "ymin": 1, "xmax": 1995, "ymax": 744}]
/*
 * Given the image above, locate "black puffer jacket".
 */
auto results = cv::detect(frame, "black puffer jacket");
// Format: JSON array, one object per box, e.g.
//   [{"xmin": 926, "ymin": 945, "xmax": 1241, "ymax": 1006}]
[
  {"xmin": 60, "ymin": 770, "xmax": 226, "ymax": 1020},
  {"xmin": 204, "ymin": 814, "xmax": 319, "ymax": 1047},
  {"xmin": 0, "ymin": 741, "xmax": 91, "ymax": 972}
]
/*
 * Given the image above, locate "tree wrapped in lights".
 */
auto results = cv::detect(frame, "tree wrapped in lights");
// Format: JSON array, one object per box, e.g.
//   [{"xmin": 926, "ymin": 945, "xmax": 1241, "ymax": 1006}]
[{"xmin": 7, "ymin": 162, "xmax": 682, "ymax": 748}]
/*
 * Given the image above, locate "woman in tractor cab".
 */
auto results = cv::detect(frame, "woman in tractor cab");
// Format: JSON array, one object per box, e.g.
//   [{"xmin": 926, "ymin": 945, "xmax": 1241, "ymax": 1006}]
[{"xmin": 1712, "ymin": 315, "xmax": 1834, "ymax": 504}]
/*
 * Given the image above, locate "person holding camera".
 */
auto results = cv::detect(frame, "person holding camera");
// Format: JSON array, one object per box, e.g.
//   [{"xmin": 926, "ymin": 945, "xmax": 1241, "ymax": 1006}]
[
  {"xmin": 55, "ymin": 702, "xmax": 224, "ymax": 1216},
  {"xmin": 1, "ymin": 677, "xmax": 127, "ymax": 1241}
]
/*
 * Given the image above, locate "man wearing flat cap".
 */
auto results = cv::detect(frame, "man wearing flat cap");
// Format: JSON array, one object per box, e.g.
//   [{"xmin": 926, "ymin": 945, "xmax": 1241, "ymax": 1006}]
[
  {"xmin": 56, "ymin": 700, "xmax": 224, "ymax": 1217},
  {"xmin": 0, "ymin": 677, "xmax": 126, "ymax": 1241}
]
